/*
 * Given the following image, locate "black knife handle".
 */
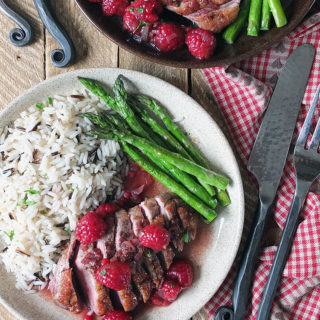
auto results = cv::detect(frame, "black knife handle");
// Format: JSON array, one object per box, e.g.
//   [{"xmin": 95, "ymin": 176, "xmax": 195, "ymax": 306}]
[
  {"xmin": 216, "ymin": 199, "xmax": 271, "ymax": 320},
  {"xmin": 257, "ymin": 182, "xmax": 310, "ymax": 320},
  {"xmin": 33, "ymin": 0, "xmax": 75, "ymax": 68},
  {"xmin": 0, "ymin": 0, "xmax": 32, "ymax": 46}
]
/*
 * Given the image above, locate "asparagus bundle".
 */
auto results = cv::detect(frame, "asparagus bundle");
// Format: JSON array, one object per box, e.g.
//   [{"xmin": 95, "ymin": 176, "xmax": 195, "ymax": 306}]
[
  {"xmin": 222, "ymin": 0, "xmax": 287, "ymax": 43},
  {"xmin": 78, "ymin": 75, "xmax": 231, "ymax": 222}
]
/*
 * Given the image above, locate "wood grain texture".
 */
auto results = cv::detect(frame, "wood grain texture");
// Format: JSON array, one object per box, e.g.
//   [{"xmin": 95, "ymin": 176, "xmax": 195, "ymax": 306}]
[
  {"xmin": 0, "ymin": 0, "xmax": 44, "ymax": 111},
  {"xmin": 119, "ymin": 49, "xmax": 188, "ymax": 92},
  {"xmin": 45, "ymin": 0, "xmax": 118, "ymax": 78}
]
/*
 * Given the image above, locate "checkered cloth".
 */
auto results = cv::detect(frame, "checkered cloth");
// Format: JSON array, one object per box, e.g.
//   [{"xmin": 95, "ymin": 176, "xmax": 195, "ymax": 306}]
[{"xmin": 202, "ymin": 9, "xmax": 320, "ymax": 320}]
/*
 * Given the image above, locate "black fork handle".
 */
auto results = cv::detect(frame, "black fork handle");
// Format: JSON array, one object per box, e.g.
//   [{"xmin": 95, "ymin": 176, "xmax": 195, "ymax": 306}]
[
  {"xmin": 0, "ymin": 0, "xmax": 32, "ymax": 46},
  {"xmin": 216, "ymin": 199, "xmax": 273, "ymax": 320},
  {"xmin": 257, "ymin": 181, "xmax": 310, "ymax": 320},
  {"xmin": 33, "ymin": 0, "xmax": 75, "ymax": 67}
]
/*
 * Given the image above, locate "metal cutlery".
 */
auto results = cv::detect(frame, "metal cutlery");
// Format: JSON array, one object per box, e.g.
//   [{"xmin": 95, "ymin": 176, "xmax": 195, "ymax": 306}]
[
  {"xmin": 0, "ymin": 0, "xmax": 32, "ymax": 46},
  {"xmin": 257, "ymin": 84, "xmax": 320, "ymax": 320},
  {"xmin": 0, "ymin": 0, "xmax": 75, "ymax": 67},
  {"xmin": 33, "ymin": 0, "xmax": 75, "ymax": 68},
  {"xmin": 215, "ymin": 44, "xmax": 315, "ymax": 320}
]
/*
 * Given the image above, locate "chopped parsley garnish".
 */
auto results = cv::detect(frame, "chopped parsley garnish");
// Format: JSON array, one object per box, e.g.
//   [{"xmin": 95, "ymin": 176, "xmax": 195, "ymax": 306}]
[
  {"xmin": 47, "ymin": 97, "xmax": 53, "ymax": 105},
  {"xmin": 181, "ymin": 229, "xmax": 190, "ymax": 243},
  {"xmin": 171, "ymin": 282, "xmax": 175, "ymax": 288},
  {"xmin": 70, "ymin": 188, "xmax": 74, "ymax": 193},
  {"xmin": 129, "ymin": 6, "xmax": 134, "ymax": 12},
  {"xmin": 16, "ymin": 202, "xmax": 20, "ymax": 207},
  {"xmin": 146, "ymin": 249, "xmax": 152, "ymax": 258},
  {"xmin": 3, "ymin": 230, "xmax": 14, "ymax": 241},
  {"xmin": 100, "ymin": 269, "xmax": 106, "ymax": 276},
  {"xmin": 43, "ymin": 173, "xmax": 49, "ymax": 179},
  {"xmin": 66, "ymin": 228, "xmax": 71, "ymax": 235},
  {"xmin": 141, "ymin": 20, "xmax": 152, "ymax": 26},
  {"xmin": 137, "ymin": 7, "xmax": 144, "ymax": 13},
  {"xmin": 40, "ymin": 210, "xmax": 47, "ymax": 215},
  {"xmin": 24, "ymin": 189, "xmax": 39, "ymax": 195},
  {"xmin": 23, "ymin": 194, "xmax": 36, "ymax": 206},
  {"xmin": 36, "ymin": 103, "xmax": 45, "ymax": 111}
]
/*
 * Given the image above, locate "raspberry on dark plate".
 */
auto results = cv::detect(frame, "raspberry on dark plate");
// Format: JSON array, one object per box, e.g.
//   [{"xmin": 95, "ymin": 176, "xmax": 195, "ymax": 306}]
[
  {"xmin": 153, "ymin": 23, "xmax": 185, "ymax": 52},
  {"xmin": 102, "ymin": 0, "xmax": 129, "ymax": 16},
  {"xmin": 159, "ymin": 279, "xmax": 182, "ymax": 302},
  {"xmin": 123, "ymin": 8, "xmax": 141, "ymax": 33},
  {"xmin": 102, "ymin": 310, "xmax": 132, "ymax": 320},
  {"xmin": 185, "ymin": 28, "xmax": 216, "ymax": 59},
  {"xmin": 75, "ymin": 212, "xmax": 107, "ymax": 244},
  {"xmin": 167, "ymin": 260, "xmax": 193, "ymax": 288},
  {"xmin": 131, "ymin": 0, "xmax": 162, "ymax": 23},
  {"xmin": 139, "ymin": 224, "xmax": 170, "ymax": 251},
  {"xmin": 95, "ymin": 261, "xmax": 131, "ymax": 291}
]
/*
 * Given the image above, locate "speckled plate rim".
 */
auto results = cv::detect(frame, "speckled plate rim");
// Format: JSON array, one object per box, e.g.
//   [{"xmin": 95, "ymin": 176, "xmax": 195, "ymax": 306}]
[{"xmin": 0, "ymin": 68, "xmax": 244, "ymax": 320}]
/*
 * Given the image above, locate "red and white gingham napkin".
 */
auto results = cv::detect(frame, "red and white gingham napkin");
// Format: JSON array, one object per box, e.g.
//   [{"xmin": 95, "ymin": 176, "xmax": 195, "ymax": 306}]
[{"xmin": 202, "ymin": 6, "xmax": 320, "ymax": 320}]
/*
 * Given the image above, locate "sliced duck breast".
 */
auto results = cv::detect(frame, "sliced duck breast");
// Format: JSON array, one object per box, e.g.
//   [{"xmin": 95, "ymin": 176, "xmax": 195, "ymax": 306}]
[
  {"xmin": 96, "ymin": 215, "xmax": 116, "ymax": 259},
  {"xmin": 117, "ymin": 285, "xmax": 139, "ymax": 312},
  {"xmin": 49, "ymin": 234, "xmax": 82, "ymax": 313},
  {"xmin": 74, "ymin": 243, "xmax": 113, "ymax": 316},
  {"xmin": 162, "ymin": 0, "xmax": 241, "ymax": 32},
  {"xmin": 185, "ymin": 0, "xmax": 241, "ymax": 32},
  {"xmin": 140, "ymin": 198, "xmax": 161, "ymax": 223}
]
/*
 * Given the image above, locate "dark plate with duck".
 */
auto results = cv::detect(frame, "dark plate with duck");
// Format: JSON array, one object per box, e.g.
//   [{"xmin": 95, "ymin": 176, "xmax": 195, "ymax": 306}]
[{"xmin": 75, "ymin": 0, "xmax": 315, "ymax": 68}]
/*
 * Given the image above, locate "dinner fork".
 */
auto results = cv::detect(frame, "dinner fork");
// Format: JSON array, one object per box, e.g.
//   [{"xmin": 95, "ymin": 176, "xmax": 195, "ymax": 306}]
[{"xmin": 257, "ymin": 84, "xmax": 320, "ymax": 320}]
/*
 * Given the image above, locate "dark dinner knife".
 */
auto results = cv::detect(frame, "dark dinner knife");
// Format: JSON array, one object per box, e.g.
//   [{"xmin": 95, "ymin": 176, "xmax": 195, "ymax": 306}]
[{"xmin": 215, "ymin": 44, "xmax": 315, "ymax": 320}]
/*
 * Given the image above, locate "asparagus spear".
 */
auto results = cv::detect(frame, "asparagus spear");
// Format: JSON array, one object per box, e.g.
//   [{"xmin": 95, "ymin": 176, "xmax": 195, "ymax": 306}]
[
  {"xmin": 78, "ymin": 77, "xmax": 119, "ymax": 113},
  {"xmin": 86, "ymin": 112, "xmax": 218, "ymax": 209},
  {"xmin": 122, "ymin": 142, "xmax": 217, "ymax": 222},
  {"xmin": 222, "ymin": 0, "xmax": 251, "ymax": 44},
  {"xmin": 247, "ymin": 0, "xmax": 263, "ymax": 36},
  {"xmin": 137, "ymin": 95, "xmax": 232, "ymax": 204},
  {"xmin": 130, "ymin": 98, "xmax": 191, "ymax": 158},
  {"xmin": 267, "ymin": 0, "xmax": 287, "ymax": 28},
  {"xmin": 261, "ymin": 0, "xmax": 272, "ymax": 30},
  {"xmin": 136, "ymin": 95, "xmax": 216, "ymax": 196},
  {"xmin": 91, "ymin": 128, "xmax": 230, "ymax": 190}
]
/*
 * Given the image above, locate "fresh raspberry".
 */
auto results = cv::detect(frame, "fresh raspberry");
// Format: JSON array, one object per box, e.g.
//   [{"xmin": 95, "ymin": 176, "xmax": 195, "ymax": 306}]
[
  {"xmin": 139, "ymin": 224, "xmax": 170, "ymax": 251},
  {"xmin": 75, "ymin": 212, "xmax": 107, "ymax": 244},
  {"xmin": 150, "ymin": 292, "xmax": 171, "ymax": 306},
  {"xmin": 101, "ymin": 258, "xmax": 110, "ymax": 265},
  {"xmin": 102, "ymin": 0, "xmax": 129, "ymax": 16},
  {"xmin": 83, "ymin": 312, "xmax": 94, "ymax": 320},
  {"xmin": 153, "ymin": 23, "xmax": 185, "ymax": 52},
  {"xmin": 159, "ymin": 279, "xmax": 182, "ymax": 302},
  {"xmin": 102, "ymin": 310, "xmax": 132, "ymax": 320},
  {"xmin": 123, "ymin": 8, "xmax": 141, "ymax": 33},
  {"xmin": 95, "ymin": 203, "xmax": 118, "ymax": 217},
  {"xmin": 130, "ymin": 0, "xmax": 162, "ymax": 23},
  {"xmin": 167, "ymin": 260, "xmax": 193, "ymax": 288},
  {"xmin": 95, "ymin": 261, "xmax": 131, "ymax": 291},
  {"xmin": 185, "ymin": 28, "xmax": 216, "ymax": 59}
]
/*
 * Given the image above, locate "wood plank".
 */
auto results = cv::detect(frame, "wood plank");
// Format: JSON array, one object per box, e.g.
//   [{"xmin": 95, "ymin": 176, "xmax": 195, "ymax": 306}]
[
  {"xmin": 0, "ymin": 1, "xmax": 44, "ymax": 111},
  {"xmin": 45, "ymin": 0, "xmax": 118, "ymax": 78},
  {"xmin": 119, "ymin": 49, "xmax": 188, "ymax": 92}
]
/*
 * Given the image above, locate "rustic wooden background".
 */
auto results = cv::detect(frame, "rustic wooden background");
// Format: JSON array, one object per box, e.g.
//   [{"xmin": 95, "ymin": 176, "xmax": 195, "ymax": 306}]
[{"xmin": 0, "ymin": 1, "xmax": 263, "ymax": 319}]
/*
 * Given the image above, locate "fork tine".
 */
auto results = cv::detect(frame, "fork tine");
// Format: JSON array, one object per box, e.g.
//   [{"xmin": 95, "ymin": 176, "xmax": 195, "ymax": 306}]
[
  {"xmin": 296, "ymin": 84, "xmax": 320, "ymax": 147},
  {"xmin": 310, "ymin": 117, "xmax": 320, "ymax": 150}
]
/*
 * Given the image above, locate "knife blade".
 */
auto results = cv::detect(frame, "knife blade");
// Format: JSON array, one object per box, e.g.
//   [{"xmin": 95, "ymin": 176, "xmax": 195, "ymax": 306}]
[{"xmin": 215, "ymin": 44, "xmax": 315, "ymax": 320}]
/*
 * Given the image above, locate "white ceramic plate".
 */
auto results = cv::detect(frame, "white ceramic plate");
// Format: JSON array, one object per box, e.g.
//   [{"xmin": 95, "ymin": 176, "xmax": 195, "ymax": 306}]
[{"xmin": 0, "ymin": 68, "xmax": 244, "ymax": 320}]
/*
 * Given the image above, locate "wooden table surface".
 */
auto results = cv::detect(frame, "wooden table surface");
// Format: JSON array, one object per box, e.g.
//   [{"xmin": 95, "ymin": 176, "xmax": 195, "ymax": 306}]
[{"xmin": 0, "ymin": 1, "xmax": 259, "ymax": 319}]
